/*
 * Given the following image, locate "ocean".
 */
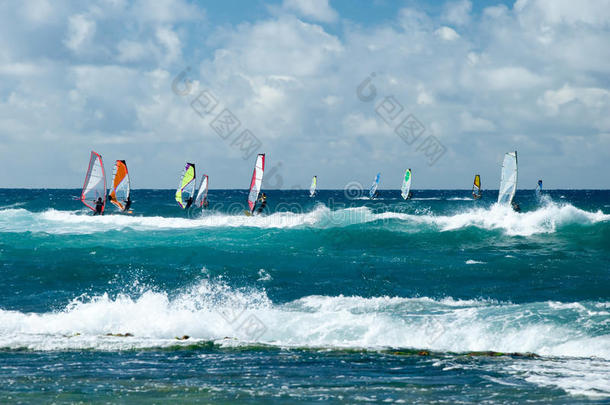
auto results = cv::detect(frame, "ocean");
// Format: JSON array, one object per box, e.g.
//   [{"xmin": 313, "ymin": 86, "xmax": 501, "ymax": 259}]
[{"xmin": 0, "ymin": 188, "xmax": 609, "ymax": 403}]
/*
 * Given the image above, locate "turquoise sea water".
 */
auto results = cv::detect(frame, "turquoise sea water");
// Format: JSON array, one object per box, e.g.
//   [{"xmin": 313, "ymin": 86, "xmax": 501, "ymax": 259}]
[{"xmin": 0, "ymin": 189, "xmax": 609, "ymax": 403}]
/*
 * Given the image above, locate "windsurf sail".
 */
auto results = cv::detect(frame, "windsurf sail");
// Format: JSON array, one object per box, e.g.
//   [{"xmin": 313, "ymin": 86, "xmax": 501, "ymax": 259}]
[
  {"xmin": 498, "ymin": 151, "xmax": 518, "ymax": 206},
  {"xmin": 195, "ymin": 174, "xmax": 209, "ymax": 208},
  {"xmin": 536, "ymin": 179, "xmax": 543, "ymax": 196},
  {"xmin": 401, "ymin": 169, "xmax": 412, "ymax": 200},
  {"xmin": 369, "ymin": 173, "xmax": 381, "ymax": 199},
  {"xmin": 109, "ymin": 160, "xmax": 130, "ymax": 211},
  {"xmin": 309, "ymin": 176, "xmax": 317, "ymax": 197},
  {"xmin": 81, "ymin": 151, "xmax": 107, "ymax": 213},
  {"xmin": 175, "ymin": 163, "xmax": 196, "ymax": 209},
  {"xmin": 472, "ymin": 174, "xmax": 481, "ymax": 199},
  {"xmin": 248, "ymin": 154, "xmax": 265, "ymax": 213}
]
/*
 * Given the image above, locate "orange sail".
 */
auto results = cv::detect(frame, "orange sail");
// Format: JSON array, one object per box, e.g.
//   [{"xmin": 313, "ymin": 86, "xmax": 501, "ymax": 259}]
[{"xmin": 109, "ymin": 160, "xmax": 130, "ymax": 211}]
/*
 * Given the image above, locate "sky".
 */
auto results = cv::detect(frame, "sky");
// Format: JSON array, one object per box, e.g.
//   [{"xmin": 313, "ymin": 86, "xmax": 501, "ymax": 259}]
[{"xmin": 0, "ymin": 0, "xmax": 609, "ymax": 189}]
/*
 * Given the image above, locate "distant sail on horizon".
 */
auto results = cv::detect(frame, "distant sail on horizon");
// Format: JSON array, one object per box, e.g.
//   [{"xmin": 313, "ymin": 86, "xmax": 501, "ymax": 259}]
[
  {"xmin": 81, "ymin": 151, "xmax": 107, "ymax": 213},
  {"xmin": 369, "ymin": 173, "xmax": 381, "ymax": 199},
  {"xmin": 536, "ymin": 179, "xmax": 543, "ymax": 197},
  {"xmin": 498, "ymin": 151, "xmax": 518, "ymax": 206},
  {"xmin": 109, "ymin": 160, "xmax": 130, "ymax": 211},
  {"xmin": 401, "ymin": 169, "xmax": 412, "ymax": 200},
  {"xmin": 195, "ymin": 174, "xmax": 209, "ymax": 208},
  {"xmin": 310, "ymin": 176, "xmax": 317, "ymax": 197},
  {"xmin": 472, "ymin": 174, "xmax": 481, "ymax": 199},
  {"xmin": 248, "ymin": 154, "xmax": 265, "ymax": 213},
  {"xmin": 175, "ymin": 163, "xmax": 196, "ymax": 209}
]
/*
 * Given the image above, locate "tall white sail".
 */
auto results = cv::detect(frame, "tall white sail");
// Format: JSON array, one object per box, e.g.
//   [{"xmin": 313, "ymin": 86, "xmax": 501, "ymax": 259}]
[
  {"xmin": 309, "ymin": 176, "xmax": 317, "ymax": 197},
  {"xmin": 81, "ymin": 151, "xmax": 107, "ymax": 213},
  {"xmin": 369, "ymin": 173, "xmax": 381, "ymax": 199},
  {"xmin": 248, "ymin": 154, "xmax": 265, "ymax": 213},
  {"xmin": 401, "ymin": 169, "xmax": 412, "ymax": 200},
  {"xmin": 195, "ymin": 174, "xmax": 209, "ymax": 208},
  {"xmin": 498, "ymin": 151, "xmax": 518, "ymax": 206}
]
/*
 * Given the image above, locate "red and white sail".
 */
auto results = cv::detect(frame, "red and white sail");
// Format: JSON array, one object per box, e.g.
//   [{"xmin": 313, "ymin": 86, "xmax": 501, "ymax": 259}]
[{"xmin": 247, "ymin": 154, "xmax": 265, "ymax": 213}]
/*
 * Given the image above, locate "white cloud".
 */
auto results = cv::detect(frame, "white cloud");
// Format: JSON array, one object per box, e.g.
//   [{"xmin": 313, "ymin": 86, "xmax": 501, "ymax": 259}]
[
  {"xmin": 460, "ymin": 112, "xmax": 496, "ymax": 132},
  {"xmin": 282, "ymin": 0, "xmax": 338, "ymax": 23},
  {"xmin": 1, "ymin": 1, "xmax": 610, "ymax": 188},
  {"xmin": 435, "ymin": 26, "xmax": 460, "ymax": 41},
  {"xmin": 442, "ymin": 0, "xmax": 472, "ymax": 26},
  {"xmin": 538, "ymin": 84, "xmax": 610, "ymax": 115},
  {"xmin": 64, "ymin": 14, "xmax": 96, "ymax": 51}
]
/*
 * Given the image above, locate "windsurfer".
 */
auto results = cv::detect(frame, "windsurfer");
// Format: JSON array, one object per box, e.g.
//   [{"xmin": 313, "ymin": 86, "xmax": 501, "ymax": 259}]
[
  {"xmin": 256, "ymin": 193, "xmax": 267, "ymax": 214},
  {"xmin": 512, "ymin": 201, "xmax": 521, "ymax": 212},
  {"xmin": 94, "ymin": 197, "xmax": 104, "ymax": 215},
  {"xmin": 124, "ymin": 196, "xmax": 132, "ymax": 211},
  {"xmin": 185, "ymin": 196, "xmax": 194, "ymax": 209}
]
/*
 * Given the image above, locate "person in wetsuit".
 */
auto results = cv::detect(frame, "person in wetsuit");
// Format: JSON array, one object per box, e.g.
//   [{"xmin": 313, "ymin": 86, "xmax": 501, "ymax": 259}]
[
  {"xmin": 123, "ymin": 196, "xmax": 132, "ymax": 211},
  {"xmin": 256, "ymin": 193, "xmax": 267, "ymax": 214},
  {"xmin": 185, "ymin": 196, "xmax": 194, "ymax": 209},
  {"xmin": 512, "ymin": 201, "xmax": 521, "ymax": 212},
  {"xmin": 94, "ymin": 197, "xmax": 104, "ymax": 215}
]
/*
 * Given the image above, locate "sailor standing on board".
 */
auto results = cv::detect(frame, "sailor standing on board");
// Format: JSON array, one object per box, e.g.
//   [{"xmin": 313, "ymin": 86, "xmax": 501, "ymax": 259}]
[
  {"xmin": 256, "ymin": 193, "xmax": 267, "ymax": 214},
  {"xmin": 94, "ymin": 197, "xmax": 104, "ymax": 215},
  {"xmin": 124, "ymin": 196, "xmax": 132, "ymax": 211}
]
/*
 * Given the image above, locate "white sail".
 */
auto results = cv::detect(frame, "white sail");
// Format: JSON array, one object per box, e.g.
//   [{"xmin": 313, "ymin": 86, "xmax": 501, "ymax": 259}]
[
  {"xmin": 309, "ymin": 176, "xmax": 317, "ymax": 197},
  {"xmin": 369, "ymin": 173, "xmax": 381, "ymax": 199},
  {"xmin": 195, "ymin": 175, "xmax": 209, "ymax": 208},
  {"xmin": 401, "ymin": 169, "xmax": 412, "ymax": 200},
  {"xmin": 498, "ymin": 151, "xmax": 518, "ymax": 206},
  {"xmin": 248, "ymin": 154, "xmax": 265, "ymax": 212},
  {"xmin": 81, "ymin": 151, "xmax": 107, "ymax": 213}
]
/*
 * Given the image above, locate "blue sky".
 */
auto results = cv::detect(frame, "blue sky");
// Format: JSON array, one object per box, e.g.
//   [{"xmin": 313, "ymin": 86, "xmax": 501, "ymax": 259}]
[{"xmin": 0, "ymin": 0, "xmax": 609, "ymax": 189}]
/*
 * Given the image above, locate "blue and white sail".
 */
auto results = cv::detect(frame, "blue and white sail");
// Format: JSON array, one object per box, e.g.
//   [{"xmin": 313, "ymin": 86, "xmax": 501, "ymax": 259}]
[
  {"xmin": 536, "ymin": 180, "xmax": 543, "ymax": 197},
  {"xmin": 369, "ymin": 173, "xmax": 381, "ymax": 199},
  {"xmin": 498, "ymin": 151, "xmax": 518, "ymax": 206}
]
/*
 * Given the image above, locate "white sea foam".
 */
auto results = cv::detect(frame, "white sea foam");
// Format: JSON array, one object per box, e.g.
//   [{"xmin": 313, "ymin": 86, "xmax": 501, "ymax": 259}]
[
  {"xmin": 0, "ymin": 281, "xmax": 608, "ymax": 360},
  {"xmin": 0, "ymin": 200, "xmax": 608, "ymax": 236},
  {"xmin": 465, "ymin": 260, "xmax": 485, "ymax": 264}
]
